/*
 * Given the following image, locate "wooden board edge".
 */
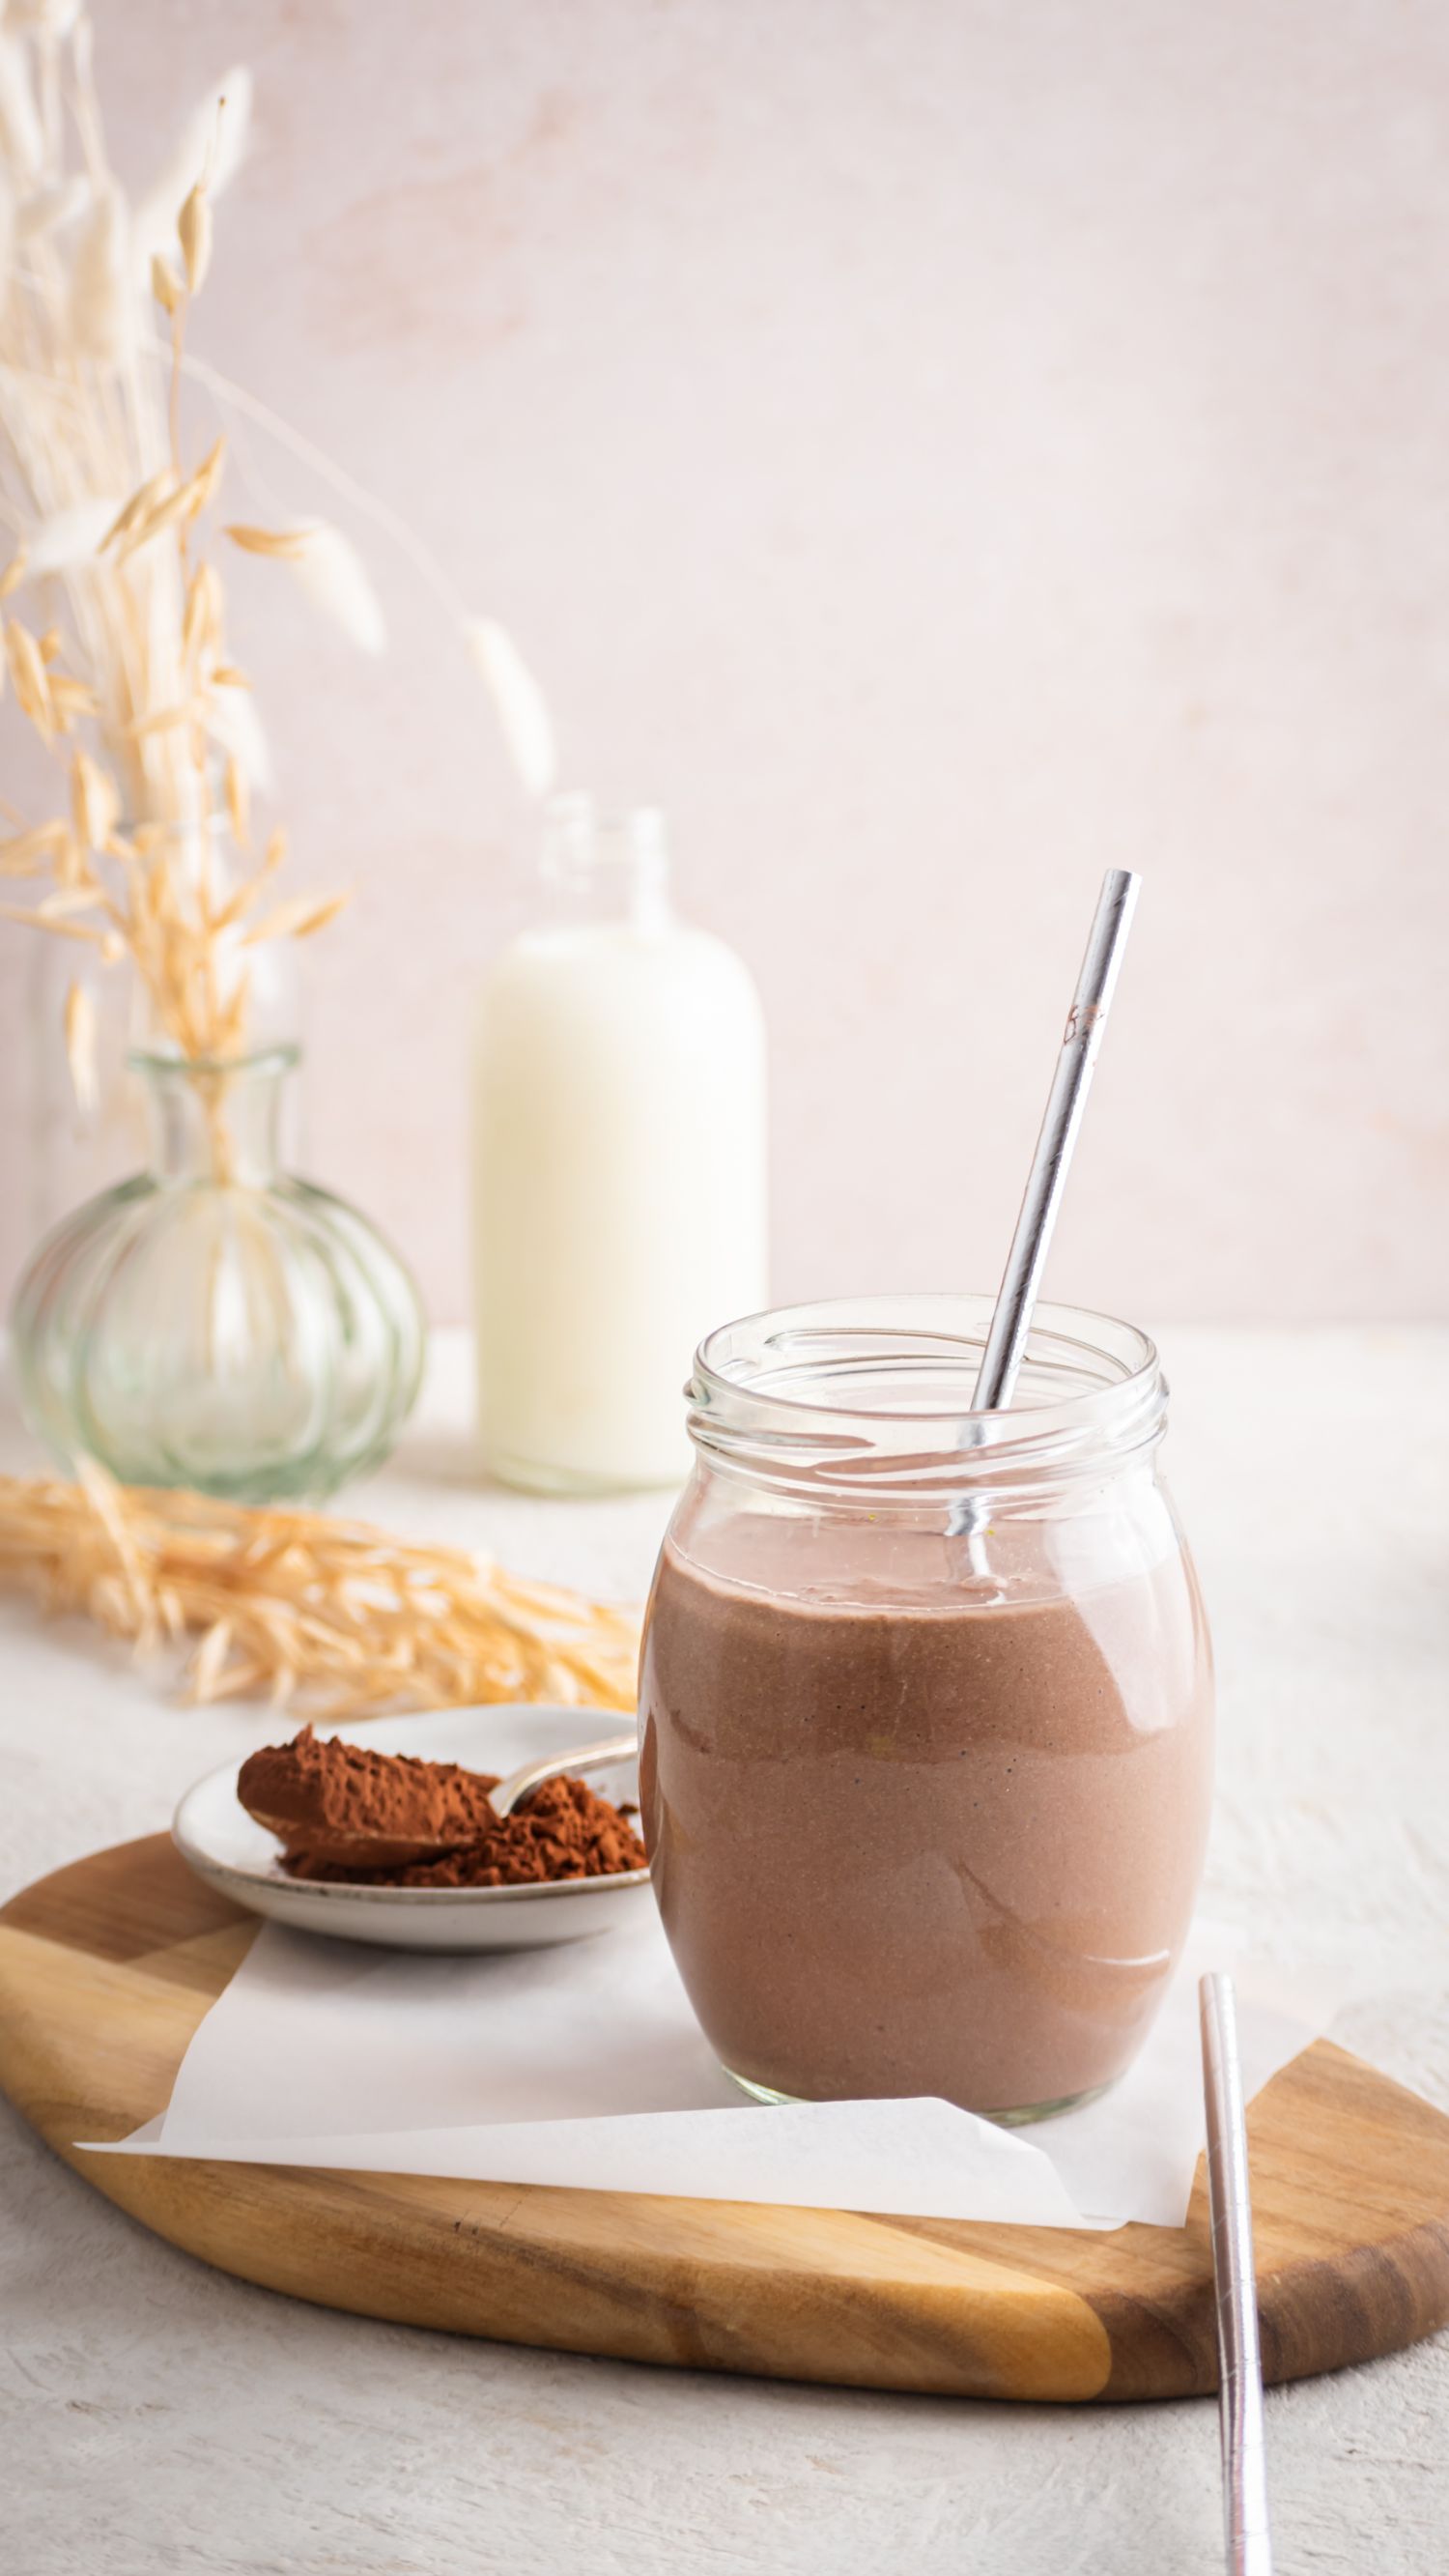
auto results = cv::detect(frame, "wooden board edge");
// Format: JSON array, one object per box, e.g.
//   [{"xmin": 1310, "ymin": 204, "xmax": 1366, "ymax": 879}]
[
  {"xmin": 1089, "ymin": 2210, "xmax": 1449, "ymax": 2401},
  {"xmin": 35, "ymin": 2132, "xmax": 1115, "ymax": 2402}
]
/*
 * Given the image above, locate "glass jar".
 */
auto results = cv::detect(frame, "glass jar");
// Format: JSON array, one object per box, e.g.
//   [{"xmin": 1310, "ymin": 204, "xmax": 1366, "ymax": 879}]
[
  {"xmin": 12, "ymin": 1046, "xmax": 424, "ymax": 1504},
  {"xmin": 639, "ymin": 1296, "xmax": 1214, "ymax": 2123}
]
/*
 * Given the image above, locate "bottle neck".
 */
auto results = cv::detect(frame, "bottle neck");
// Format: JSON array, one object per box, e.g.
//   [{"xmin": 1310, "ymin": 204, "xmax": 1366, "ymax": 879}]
[
  {"xmin": 537, "ymin": 793, "xmax": 672, "ymax": 933},
  {"xmin": 134, "ymin": 1047, "xmax": 296, "ymax": 1188}
]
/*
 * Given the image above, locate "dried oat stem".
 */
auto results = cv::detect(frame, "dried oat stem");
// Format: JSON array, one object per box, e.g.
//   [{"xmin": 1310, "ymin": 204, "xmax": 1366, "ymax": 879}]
[
  {"xmin": 0, "ymin": 20, "xmax": 555, "ymax": 1190},
  {"xmin": 0, "ymin": 34, "xmax": 354, "ymax": 1105},
  {"xmin": 0, "ymin": 1468, "xmax": 641, "ymax": 1720}
]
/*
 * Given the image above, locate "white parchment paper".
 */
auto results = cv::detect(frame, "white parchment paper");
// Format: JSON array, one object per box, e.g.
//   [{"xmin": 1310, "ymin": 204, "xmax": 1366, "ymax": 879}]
[{"xmin": 85, "ymin": 1906, "xmax": 1344, "ymax": 2229}]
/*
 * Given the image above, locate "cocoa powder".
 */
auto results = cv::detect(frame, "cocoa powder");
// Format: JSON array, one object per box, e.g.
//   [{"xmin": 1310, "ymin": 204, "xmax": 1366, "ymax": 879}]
[
  {"xmin": 238, "ymin": 1725, "xmax": 646, "ymax": 1887},
  {"xmin": 239, "ymin": 1725, "xmax": 501, "ymax": 1866}
]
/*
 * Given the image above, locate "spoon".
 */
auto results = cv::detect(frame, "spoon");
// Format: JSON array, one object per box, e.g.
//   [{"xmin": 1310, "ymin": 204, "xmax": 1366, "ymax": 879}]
[
  {"xmin": 490, "ymin": 1731, "xmax": 639, "ymax": 1818},
  {"xmin": 242, "ymin": 1727, "xmax": 639, "ymax": 1870},
  {"xmin": 948, "ymin": 867, "xmax": 1140, "ymax": 1541}
]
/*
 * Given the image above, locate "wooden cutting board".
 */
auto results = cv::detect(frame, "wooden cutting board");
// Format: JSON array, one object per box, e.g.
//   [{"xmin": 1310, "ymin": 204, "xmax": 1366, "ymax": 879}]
[{"xmin": 2, "ymin": 1834, "xmax": 1447, "ymax": 2403}]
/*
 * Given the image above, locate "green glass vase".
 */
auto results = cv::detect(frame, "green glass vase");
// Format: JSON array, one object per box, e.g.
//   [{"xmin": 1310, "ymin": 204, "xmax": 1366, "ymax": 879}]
[{"xmin": 12, "ymin": 1046, "xmax": 425, "ymax": 1503}]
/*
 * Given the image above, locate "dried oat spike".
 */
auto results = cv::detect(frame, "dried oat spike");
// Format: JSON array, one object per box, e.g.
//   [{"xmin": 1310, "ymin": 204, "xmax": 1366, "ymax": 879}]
[
  {"xmin": 64, "ymin": 982, "xmax": 98, "ymax": 1112},
  {"xmin": 70, "ymin": 750, "xmax": 119, "ymax": 852},
  {"xmin": 100, "ymin": 469, "xmax": 178, "ymax": 553},
  {"xmin": 178, "ymin": 180, "xmax": 213, "ymax": 294},
  {"xmin": 184, "ymin": 562, "xmax": 224, "ymax": 665},
  {"xmin": 6, "ymin": 621, "xmax": 54, "ymax": 739},
  {"xmin": 244, "ymin": 889, "xmax": 352, "ymax": 945},
  {"xmin": 0, "ymin": 820, "xmax": 70, "ymax": 876},
  {"xmin": 225, "ymin": 523, "xmax": 312, "ymax": 560},
  {"xmin": 152, "ymin": 253, "xmax": 184, "ymax": 317},
  {"xmin": 223, "ymin": 754, "xmax": 250, "ymax": 849},
  {"xmin": 179, "ymin": 437, "xmax": 227, "ymax": 523}
]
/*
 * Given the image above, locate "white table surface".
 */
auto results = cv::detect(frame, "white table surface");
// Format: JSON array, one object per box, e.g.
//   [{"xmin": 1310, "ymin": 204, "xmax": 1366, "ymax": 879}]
[{"xmin": 2, "ymin": 1326, "xmax": 1446, "ymax": 2576}]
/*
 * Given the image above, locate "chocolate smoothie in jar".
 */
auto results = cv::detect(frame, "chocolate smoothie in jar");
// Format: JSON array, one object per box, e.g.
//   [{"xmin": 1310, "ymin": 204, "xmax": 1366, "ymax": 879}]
[{"xmin": 639, "ymin": 1296, "xmax": 1213, "ymax": 2122}]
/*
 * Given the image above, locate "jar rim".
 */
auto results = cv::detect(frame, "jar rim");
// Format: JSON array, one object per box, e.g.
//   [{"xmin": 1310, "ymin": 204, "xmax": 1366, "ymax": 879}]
[{"xmin": 688, "ymin": 1295, "xmax": 1166, "ymax": 1503}]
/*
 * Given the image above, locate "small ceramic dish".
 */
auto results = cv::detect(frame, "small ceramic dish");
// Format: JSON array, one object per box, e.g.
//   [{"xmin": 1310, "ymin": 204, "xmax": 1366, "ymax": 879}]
[{"xmin": 173, "ymin": 1703, "xmax": 651, "ymax": 1953}]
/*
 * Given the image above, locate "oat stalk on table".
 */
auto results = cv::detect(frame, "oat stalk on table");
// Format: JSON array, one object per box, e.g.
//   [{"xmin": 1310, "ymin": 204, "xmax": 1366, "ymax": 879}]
[{"xmin": 0, "ymin": 1468, "xmax": 640, "ymax": 1720}]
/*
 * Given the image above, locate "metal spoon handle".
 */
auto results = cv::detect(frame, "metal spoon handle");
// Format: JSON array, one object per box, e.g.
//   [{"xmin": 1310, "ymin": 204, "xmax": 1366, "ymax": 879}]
[
  {"xmin": 970, "ymin": 867, "xmax": 1140, "ymax": 1414},
  {"xmin": 491, "ymin": 1732, "xmax": 639, "ymax": 1820},
  {"xmin": 1200, "ymin": 1971, "xmax": 1274, "ymax": 2576}
]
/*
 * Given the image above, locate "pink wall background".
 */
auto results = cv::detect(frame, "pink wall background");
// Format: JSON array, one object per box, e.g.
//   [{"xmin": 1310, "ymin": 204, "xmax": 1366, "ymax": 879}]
[{"xmin": 2, "ymin": 0, "xmax": 1446, "ymax": 1324}]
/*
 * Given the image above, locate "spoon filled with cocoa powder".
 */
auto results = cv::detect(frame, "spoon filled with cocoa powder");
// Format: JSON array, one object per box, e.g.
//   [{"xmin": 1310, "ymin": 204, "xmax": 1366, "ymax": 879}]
[{"xmin": 237, "ymin": 1724, "xmax": 646, "ymax": 1889}]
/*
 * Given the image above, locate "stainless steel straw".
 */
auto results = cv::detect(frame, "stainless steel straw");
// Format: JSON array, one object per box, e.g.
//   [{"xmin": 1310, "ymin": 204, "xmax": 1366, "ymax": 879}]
[
  {"xmin": 948, "ymin": 867, "xmax": 1140, "ymax": 1536},
  {"xmin": 1200, "ymin": 1971, "xmax": 1274, "ymax": 2576}
]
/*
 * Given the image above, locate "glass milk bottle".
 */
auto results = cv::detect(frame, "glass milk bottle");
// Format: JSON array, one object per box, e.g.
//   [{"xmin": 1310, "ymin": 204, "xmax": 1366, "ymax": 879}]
[{"xmin": 471, "ymin": 795, "xmax": 768, "ymax": 1491}]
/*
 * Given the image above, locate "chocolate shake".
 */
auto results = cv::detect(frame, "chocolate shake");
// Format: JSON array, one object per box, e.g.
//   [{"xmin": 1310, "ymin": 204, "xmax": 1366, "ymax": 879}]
[{"xmin": 639, "ymin": 1518, "xmax": 1212, "ymax": 2117}]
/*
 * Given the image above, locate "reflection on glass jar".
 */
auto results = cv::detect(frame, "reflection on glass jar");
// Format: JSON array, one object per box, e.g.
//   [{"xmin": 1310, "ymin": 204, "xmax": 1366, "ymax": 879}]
[
  {"xmin": 639, "ymin": 1296, "xmax": 1214, "ymax": 2124},
  {"xmin": 12, "ymin": 1045, "xmax": 424, "ymax": 1504}
]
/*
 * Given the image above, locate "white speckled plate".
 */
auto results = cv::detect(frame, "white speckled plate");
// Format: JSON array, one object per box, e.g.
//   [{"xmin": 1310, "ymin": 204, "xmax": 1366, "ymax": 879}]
[{"xmin": 172, "ymin": 1704, "xmax": 651, "ymax": 1953}]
